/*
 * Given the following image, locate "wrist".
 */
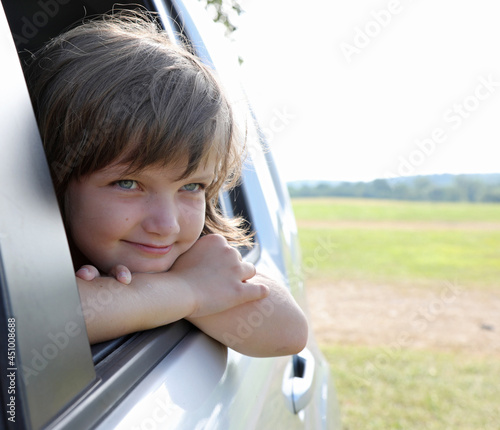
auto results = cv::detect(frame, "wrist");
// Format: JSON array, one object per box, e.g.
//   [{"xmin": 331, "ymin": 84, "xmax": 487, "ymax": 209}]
[{"xmin": 136, "ymin": 271, "xmax": 198, "ymax": 320}]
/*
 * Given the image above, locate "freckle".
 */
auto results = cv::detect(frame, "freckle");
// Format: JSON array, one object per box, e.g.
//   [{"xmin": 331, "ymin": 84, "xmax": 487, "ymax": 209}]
[{"xmin": 125, "ymin": 218, "xmax": 129, "ymax": 221}]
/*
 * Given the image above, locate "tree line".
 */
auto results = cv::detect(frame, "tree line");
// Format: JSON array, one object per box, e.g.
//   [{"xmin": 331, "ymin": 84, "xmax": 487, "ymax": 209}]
[{"xmin": 288, "ymin": 174, "xmax": 500, "ymax": 203}]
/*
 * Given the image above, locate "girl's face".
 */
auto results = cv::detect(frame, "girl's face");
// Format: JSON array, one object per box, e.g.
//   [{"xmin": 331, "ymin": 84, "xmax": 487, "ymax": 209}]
[{"xmin": 65, "ymin": 158, "xmax": 216, "ymax": 274}]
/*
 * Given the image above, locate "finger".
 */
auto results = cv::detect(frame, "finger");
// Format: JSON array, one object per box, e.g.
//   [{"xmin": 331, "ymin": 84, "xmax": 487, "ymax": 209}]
[
  {"xmin": 109, "ymin": 264, "xmax": 132, "ymax": 285},
  {"xmin": 75, "ymin": 265, "xmax": 100, "ymax": 281},
  {"xmin": 240, "ymin": 262, "xmax": 257, "ymax": 281},
  {"xmin": 241, "ymin": 281, "xmax": 270, "ymax": 302}
]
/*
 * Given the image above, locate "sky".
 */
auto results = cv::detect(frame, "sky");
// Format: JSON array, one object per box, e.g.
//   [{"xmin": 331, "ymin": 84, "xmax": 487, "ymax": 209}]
[{"xmin": 231, "ymin": 0, "xmax": 500, "ymax": 183}]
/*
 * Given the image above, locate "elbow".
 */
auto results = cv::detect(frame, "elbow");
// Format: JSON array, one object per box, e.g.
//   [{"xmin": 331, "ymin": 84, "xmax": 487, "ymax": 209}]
[
  {"xmin": 296, "ymin": 314, "xmax": 309, "ymax": 353},
  {"xmin": 273, "ymin": 309, "xmax": 309, "ymax": 357},
  {"xmin": 287, "ymin": 311, "xmax": 309, "ymax": 355},
  {"xmin": 239, "ymin": 310, "xmax": 309, "ymax": 358}
]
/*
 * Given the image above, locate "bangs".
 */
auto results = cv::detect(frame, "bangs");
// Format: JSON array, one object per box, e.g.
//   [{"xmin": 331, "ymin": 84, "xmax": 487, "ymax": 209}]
[
  {"xmin": 114, "ymin": 68, "xmax": 234, "ymax": 181},
  {"xmin": 26, "ymin": 10, "xmax": 251, "ymax": 246},
  {"xmin": 66, "ymin": 46, "xmax": 235, "ymax": 185}
]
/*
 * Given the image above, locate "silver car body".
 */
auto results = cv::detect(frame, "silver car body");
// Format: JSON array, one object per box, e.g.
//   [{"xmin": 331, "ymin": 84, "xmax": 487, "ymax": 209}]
[{"xmin": 0, "ymin": 0, "xmax": 340, "ymax": 428}]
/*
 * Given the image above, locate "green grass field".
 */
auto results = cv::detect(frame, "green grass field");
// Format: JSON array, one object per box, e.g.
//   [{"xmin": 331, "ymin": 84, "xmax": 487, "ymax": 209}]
[
  {"xmin": 322, "ymin": 344, "xmax": 500, "ymax": 430},
  {"xmin": 292, "ymin": 198, "xmax": 500, "ymax": 223},
  {"xmin": 293, "ymin": 198, "xmax": 500, "ymax": 289},
  {"xmin": 292, "ymin": 198, "xmax": 500, "ymax": 429}
]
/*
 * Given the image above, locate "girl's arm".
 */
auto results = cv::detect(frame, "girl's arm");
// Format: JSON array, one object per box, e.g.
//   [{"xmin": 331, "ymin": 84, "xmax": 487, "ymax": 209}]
[
  {"xmin": 187, "ymin": 272, "xmax": 308, "ymax": 357},
  {"xmin": 77, "ymin": 234, "xmax": 308, "ymax": 356}
]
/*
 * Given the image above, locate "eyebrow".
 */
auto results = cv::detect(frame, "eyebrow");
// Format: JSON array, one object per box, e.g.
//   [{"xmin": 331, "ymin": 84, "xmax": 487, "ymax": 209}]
[
  {"xmin": 185, "ymin": 171, "xmax": 215, "ymax": 183},
  {"xmin": 95, "ymin": 163, "xmax": 216, "ymax": 184},
  {"xmin": 95, "ymin": 165, "xmax": 131, "ymax": 179}
]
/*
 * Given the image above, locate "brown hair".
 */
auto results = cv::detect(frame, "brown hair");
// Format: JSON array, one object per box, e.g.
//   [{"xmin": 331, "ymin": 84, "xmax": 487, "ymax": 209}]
[{"xmin": 25, "ymin": 11, "xmax": 251, "ymax": 246}]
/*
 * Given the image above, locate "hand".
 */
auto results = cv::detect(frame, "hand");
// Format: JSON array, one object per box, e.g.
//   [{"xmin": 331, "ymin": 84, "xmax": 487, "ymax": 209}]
[
  {"xmin": 169, "ymin": 234, "xmax": 269, "ymax": 318},
  {"xmin": 76, "ymin": 264, "xmax": 132, "ymax": 285}
]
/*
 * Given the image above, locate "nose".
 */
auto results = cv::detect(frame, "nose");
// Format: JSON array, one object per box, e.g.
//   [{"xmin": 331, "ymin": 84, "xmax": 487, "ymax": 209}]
[{"xmin": 141, "ymin": 194, "xmax": 181, "ymax": 236}]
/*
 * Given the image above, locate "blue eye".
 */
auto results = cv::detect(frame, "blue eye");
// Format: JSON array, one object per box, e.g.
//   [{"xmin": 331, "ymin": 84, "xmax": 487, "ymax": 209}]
[
  {"xmin": 116, "ymin": 180, "xmax": 138, "ymax": 190},
  {"xmin": 181, "ymin": 183, "xmax": 202, "ymax": 192}
]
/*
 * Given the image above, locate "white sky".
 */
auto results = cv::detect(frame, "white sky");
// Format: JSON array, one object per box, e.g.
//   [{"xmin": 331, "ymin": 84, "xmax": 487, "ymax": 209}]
[{"xmin": 233, "ymin": 0, "xmax": 500, "ymax": 183}]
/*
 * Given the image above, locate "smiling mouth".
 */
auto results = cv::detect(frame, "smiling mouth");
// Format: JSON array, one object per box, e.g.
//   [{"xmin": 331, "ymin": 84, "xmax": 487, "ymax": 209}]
[{"xmin": 123, "ymin": 241, "xmax": 173, "ymax": 255}]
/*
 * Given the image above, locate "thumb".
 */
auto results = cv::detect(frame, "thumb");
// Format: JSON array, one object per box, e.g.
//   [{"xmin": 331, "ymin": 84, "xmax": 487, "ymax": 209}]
[
  {"xmin": 109, "ymin": 264, "xmax": 132, "ymax": 285},
  {"xmin": 75, "ymin": 265, "xmax": 100, "ymax": 281}
]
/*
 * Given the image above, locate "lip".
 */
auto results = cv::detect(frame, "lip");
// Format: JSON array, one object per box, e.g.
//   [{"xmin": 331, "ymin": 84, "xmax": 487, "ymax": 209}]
[{"xmin": 123, "ymin": 240, "xmax": 173, "ymax": 255}]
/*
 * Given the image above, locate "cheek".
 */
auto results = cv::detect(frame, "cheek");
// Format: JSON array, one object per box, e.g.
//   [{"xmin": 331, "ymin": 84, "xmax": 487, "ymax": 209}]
[
  {"xmin": 179, "ymin": 198, "xmax": 206, "ymax": 233},
  {"xmin": 67, "ymin": 198, "xmax": 132, "ymax": 250}
]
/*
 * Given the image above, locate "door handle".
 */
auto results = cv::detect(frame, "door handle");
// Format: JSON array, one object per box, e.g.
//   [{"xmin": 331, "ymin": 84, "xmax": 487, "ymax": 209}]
[{"xmin": 282, "ymin": 348, "xmax": 316, "ymax": 414}]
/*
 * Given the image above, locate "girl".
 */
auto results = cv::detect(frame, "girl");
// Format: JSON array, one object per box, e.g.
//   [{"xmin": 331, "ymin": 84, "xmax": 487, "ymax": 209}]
[{"xmin": 25, "ymin": 12, "xmax": 307, "ymax": 357}]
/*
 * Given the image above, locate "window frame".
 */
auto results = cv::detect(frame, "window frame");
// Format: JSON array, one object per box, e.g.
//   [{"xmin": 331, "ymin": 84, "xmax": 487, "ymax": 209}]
[{"xmin": 0, "ymin": 3, "xmax": 96, "ymax": 428}]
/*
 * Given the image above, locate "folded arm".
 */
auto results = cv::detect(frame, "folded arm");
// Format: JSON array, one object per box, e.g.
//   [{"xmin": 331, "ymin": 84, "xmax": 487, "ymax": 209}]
[{"xmin": 76, "ymin": 234, "xmax": 307, "ymax": 356}]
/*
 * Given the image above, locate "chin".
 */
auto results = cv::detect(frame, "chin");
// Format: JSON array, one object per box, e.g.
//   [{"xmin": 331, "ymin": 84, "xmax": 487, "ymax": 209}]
[{"xmin": 132, "ymin": 260, "xmax": 175, "ymax": 274}]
